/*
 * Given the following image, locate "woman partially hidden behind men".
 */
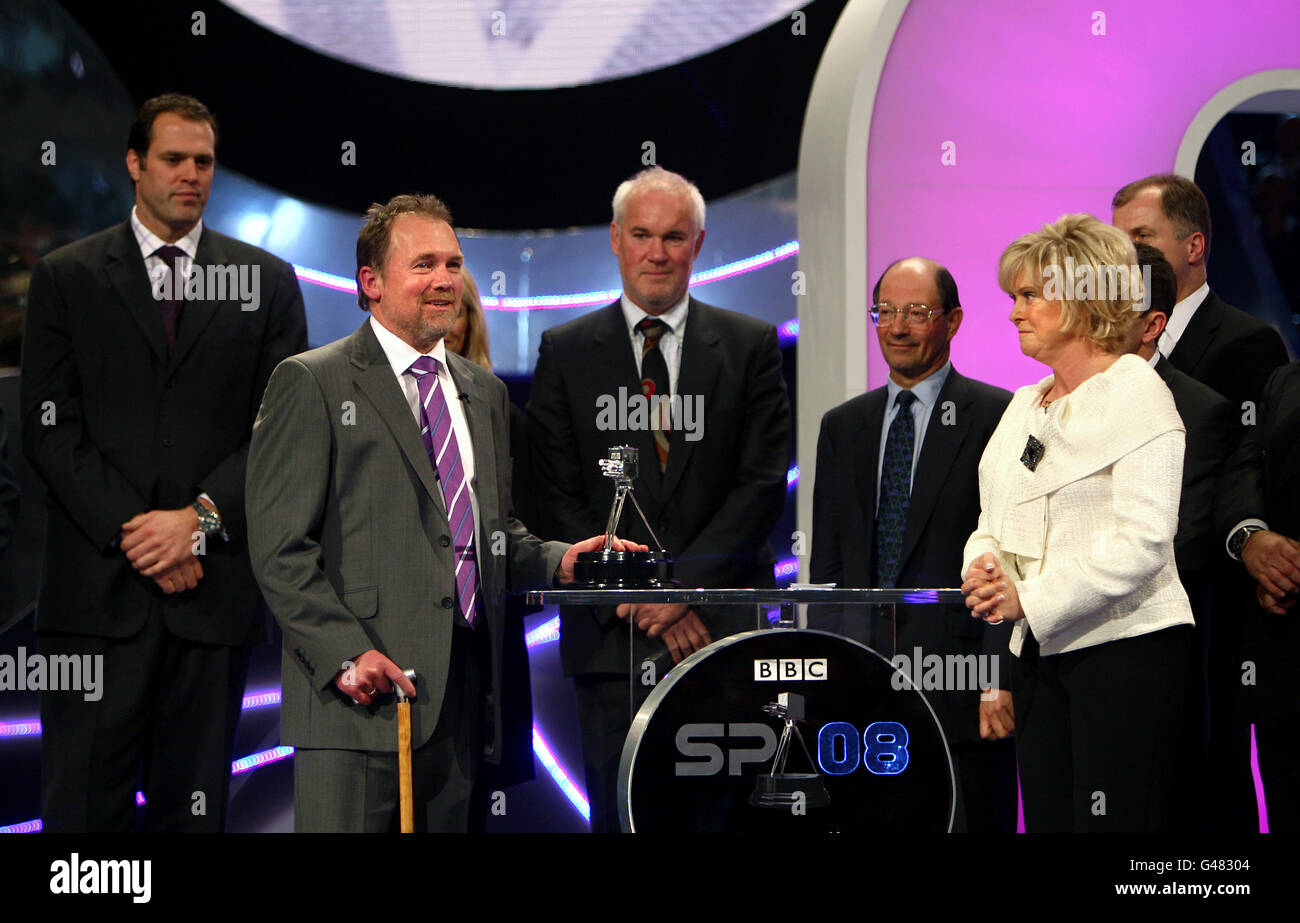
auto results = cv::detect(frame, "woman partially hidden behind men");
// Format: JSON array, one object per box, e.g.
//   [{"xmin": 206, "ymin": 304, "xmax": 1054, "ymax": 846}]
[{"xmin": 963, "ymin": 213, "xmax": 1193, "ymax": 832}]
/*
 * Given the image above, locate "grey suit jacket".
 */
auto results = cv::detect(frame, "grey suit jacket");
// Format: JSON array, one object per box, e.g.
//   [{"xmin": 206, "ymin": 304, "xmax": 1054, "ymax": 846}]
[{"xmin": 247, "ymin": 320, "xmax": 567, "ymax": 757}]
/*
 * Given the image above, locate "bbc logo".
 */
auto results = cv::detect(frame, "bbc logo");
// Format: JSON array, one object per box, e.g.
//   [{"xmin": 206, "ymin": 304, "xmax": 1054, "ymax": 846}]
[{"xmin": 753, "ymin": 659, "xmax": 828, "ymax": 681}]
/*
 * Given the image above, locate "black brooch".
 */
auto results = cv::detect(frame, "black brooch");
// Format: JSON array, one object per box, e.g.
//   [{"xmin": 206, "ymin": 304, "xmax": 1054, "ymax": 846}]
[{"xmin": 1021, "ymin": 435, "xmax": 1045, "ymax": 471}]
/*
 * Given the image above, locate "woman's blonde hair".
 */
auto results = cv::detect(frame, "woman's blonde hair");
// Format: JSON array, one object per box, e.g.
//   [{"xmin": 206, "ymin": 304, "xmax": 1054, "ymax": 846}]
[
  {"xmin": 998, "ymin": 213, "xmax": 1143, "ymax": 354},
  {"xmin": 457, "ymin": 268, "xmax": 493, "ymax": 371}
]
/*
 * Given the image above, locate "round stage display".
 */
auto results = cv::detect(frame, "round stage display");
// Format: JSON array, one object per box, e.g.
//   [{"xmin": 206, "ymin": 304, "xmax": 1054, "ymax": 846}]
[{"xmin": 619, "ymin": 629, "xmax": 955, "ymax": 832}]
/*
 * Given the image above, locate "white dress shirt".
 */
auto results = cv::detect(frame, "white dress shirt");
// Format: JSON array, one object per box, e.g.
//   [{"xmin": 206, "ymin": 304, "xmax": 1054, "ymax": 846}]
[
  {"xmin": 130, "ymin": 206, "xmax": 202, "ymax": 296},
  {"xmin": 369, "ymin": 317, "xmax": 480, "ymax": 542},
  {"xmin": 876, "ymin": 361, "xmax": 952, "ymax": 512},
  {"xmin": 621, "ymin": 293, "xmax": 688, "ymax": 394},
  {"xmin": 1158, "ymin": 281, "xmax": 1209, "ymax": 358}
]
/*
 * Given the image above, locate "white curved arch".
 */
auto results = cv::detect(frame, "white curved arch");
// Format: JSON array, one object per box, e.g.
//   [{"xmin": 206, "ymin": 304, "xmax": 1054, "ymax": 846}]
[
  {"xmin": 794, "ymin": 0, "xmax": 910, "ymax": 574},
  {"xmin": 1175, "ymin": 69, "xmax": 1300, "ymax": 177}
]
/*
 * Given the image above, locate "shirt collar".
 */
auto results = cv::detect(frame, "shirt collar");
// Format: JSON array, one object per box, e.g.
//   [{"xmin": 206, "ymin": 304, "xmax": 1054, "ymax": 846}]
[
  {"xmin": 130, "ymin": 206, "xmax": 202, "ymax": 261},
  {"xmin": 621, "ymin": 292, "xmax": 690, "ymax": 338},
  {"xmin": 885, "ymin": 360, "xmax": 952, "ymax": 412},
  {"xmin": 370, "ymin": 315, "xmax": 450, "ymax": 379},
  {"xmin": 1164, "ymin": 281, "xmax": 1210, "ymax": 346}
]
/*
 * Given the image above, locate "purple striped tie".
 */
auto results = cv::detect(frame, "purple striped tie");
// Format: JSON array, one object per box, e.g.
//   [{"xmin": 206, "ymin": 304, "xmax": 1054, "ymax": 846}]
[{"xmin": 408, "ymin": 356, "xmax": 480, "ymax": 627}]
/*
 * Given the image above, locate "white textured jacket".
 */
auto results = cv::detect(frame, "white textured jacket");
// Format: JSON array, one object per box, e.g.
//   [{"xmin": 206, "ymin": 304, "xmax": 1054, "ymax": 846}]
[{"xmin": 962, "ymin": 354, "xmax": 1194, "ymax": 657}]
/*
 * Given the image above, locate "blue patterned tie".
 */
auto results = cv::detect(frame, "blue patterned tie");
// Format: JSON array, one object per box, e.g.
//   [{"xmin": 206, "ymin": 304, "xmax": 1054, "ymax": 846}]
[
  {"xmin": 408, "ymin": 356, "xmax": 480, "ymax": 627},
  {"xmin": 874, "ymin": 390, "xmax": 917, "ymax": 588}
]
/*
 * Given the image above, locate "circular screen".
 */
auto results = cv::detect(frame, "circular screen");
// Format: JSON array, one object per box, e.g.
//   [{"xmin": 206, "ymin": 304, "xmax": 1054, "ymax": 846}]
[
  {"xmin": 221, "ymin": 0, "xmax": 811, "ymax": 89},
  {"xmin": 619, "ymin": 629, "xmax": 955, "ymax": 832}
]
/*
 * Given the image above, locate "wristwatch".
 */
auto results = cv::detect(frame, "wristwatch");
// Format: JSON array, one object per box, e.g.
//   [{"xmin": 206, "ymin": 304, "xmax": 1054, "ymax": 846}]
[
  {"xmin": 1227, "ymin": 524, "xmax": 1265, "ymax": 560},
  {"xmin": 192, "ymin": 499, "xmax": 223, "ymax": 538}
]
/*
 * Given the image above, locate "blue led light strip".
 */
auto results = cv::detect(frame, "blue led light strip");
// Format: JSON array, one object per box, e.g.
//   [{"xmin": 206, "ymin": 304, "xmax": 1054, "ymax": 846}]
[
  {"xmin": 532, "ymin": 725, "xmax": 590, "ymax": 821},
  {"xmin": 293, "ymin": 241, "xmax": 800, "ymax": 312}
]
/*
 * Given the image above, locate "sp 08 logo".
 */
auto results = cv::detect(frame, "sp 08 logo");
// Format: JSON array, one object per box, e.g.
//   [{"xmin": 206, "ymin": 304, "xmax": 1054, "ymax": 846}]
[{"xmin": 674, "ymin": 721, "xmax": 909, "ymax": 776}]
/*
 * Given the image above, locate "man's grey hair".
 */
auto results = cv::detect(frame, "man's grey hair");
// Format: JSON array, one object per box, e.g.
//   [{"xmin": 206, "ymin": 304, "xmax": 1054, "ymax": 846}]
[{"xmin": 611, "ymin": 166, "xmax": 706, "ymax": 231}]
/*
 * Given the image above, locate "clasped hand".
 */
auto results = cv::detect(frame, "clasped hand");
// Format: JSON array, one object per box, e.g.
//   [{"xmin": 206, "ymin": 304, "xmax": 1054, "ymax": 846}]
[
  {"xmin": 120, "ymin": 506, "xmax": 203, "ymax": 594},
  {"xmin": 961, "ymin": 552, "xmax": 1024, "ymax": 623}
]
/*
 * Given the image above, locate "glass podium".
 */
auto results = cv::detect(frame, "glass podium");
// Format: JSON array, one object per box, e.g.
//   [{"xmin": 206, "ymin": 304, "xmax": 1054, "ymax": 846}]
[{"xmin": 525, "ymin": 587, "xmax": 965, "ymax": 832}]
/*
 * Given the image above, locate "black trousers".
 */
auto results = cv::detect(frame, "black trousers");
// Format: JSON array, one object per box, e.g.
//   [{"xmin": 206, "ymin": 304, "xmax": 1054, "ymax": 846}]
[
  {"xmin": 293, "ymin": 624, "xmax": 489, "ymax": 833},
  {"xmin": 573, "ymin": 670, "xmax": 658, "ymax": 833},
  {"xmin": 39, "ymin": 612, "xmax": 250, "ymax": 833},
  {"xmin": 950, "ymin": 738, "xmax": 1018, "ymax": 833},
  {"xmin": 1012, "ymin": 624, "xmax": 1190, "ymax": 833}
]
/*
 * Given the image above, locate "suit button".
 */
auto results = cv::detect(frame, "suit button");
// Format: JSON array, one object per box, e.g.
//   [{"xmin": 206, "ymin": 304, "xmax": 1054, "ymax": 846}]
[
  {"xmin": 439, "ymin": 535, "xmax": 451, "ymax": 547},
  {"xmin": 441, "ymin": 597, "xmax": 454, "ymax": 609},
  {"xmin": 165, "ymin": 380, "xmax": 176, "ymax": 390},
  {"xmin": 162, "ymin": 437, "xmax": 175, "ymax": 447}
]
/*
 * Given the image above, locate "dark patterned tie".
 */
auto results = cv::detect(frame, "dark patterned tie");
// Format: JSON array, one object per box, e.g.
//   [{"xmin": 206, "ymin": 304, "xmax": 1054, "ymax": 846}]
[
  {"xmin": 153, "ymin": 244, "xmax": 186, "ymax": 355},
  {"xmin": 874, "ymin": 390, "xmax": 917, "ymax": 588},
  {"xmin": 408, "ymin": 356, "xmax": 480, "ymax": 627},
  {"xmin": 635, "ymin": 317, "xmax": 671, "ymax": 471}
]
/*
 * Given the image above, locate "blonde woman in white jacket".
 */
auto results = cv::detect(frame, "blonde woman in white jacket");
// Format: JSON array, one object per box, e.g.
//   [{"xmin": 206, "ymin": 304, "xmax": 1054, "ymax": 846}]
[{"xmin": 961, "ymin": 214, "xmax": 1194, "ymax": 832}]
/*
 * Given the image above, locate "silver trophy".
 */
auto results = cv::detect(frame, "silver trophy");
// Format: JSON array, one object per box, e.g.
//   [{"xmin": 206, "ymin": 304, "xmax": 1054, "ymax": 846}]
[
  {"xmin": 572, "ymin": 446, "xmax": 675, "ymax": 588},
  {"xmin": 750, "ymin": 692, "xmax": 831, "ymax": 809}
]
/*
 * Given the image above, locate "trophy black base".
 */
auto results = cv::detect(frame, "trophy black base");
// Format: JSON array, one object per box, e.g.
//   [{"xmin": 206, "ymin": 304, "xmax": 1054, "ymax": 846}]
[
  {"xmin": 749, "ymin": 773, "xmax": 831, "ymax": 809},
  {"xmin": 571, "ymin": 550, "xmax": 675, "ymax": 589}
]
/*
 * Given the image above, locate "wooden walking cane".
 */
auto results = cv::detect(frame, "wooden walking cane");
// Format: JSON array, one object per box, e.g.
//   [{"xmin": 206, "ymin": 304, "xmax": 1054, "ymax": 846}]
[{"xmin": 396, "ymin": 668, "xmax": 417, "ymax": 833}]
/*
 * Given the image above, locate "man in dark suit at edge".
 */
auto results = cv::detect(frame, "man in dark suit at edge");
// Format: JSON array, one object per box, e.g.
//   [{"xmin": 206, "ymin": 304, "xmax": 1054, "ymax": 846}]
[
  {"xmin": 1124, "ymin": 243, "xmax": 1238, "ymax": 831},
  {"xmin": 1113, "ymin": 173, "xmax": 1290, "ymax": 831},
  {"xmin": 809, "ymin": 257, "xmax": 1016, "ymax": 832},
  {"xmin": 1217, "ymin": 359, "xmax": 1300, "ymax": 829},
  {"xmin": 527, "ymin": 166, "xmax": 792, "ymax": 833},
  {"xmin": 21, "ymin": 94, "xmax": 308, "ymax": 831}
]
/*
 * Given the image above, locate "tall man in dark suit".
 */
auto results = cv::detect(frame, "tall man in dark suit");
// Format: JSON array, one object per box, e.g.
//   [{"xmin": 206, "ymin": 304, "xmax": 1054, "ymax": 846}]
[
  {"xmin": 247, "ymin": 193, "xmax": 619, "ymax": 832},
  {"xmin": 528, "ymin": 167, "xmax": 792, "ymax": 833},
  {"xmin": 809, "ymin": 257, "xmax": 1015, "ymax": 832},
  {"xmin": 1112, "ymin": 173, "xmax": 1289, "ymax": 411},
  {"xmin": 1113, "ymin": 174, "xmax": 1290, "ymax": 831},
  {"xmin": 1217, "ymin": 360, "xmax": 1300, "ymax": 829},
  {"xmin": 20, "ymin": 94, "xmax": 308, "ymax": 831},
  {"xmin": 1125, "ymin": 243, "xmax": 1238, "ymax": 832}
]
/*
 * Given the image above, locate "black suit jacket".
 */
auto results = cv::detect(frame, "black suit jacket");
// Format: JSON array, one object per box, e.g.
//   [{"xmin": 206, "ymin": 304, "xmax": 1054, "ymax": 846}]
[
  {"xmin": 0, "ymin": 402, "xmax": 17, "ymax": 563},
  {"xmin": 527, "ymin": 298, "xmax": 791, "ymax": 675},
  {"xmin": 1168, "ymin": 289, "xmax": 1289, "ymax": 412},
  {"xmin": 1154, "ymin": 353, "xmax": 1239, "ymax": 621},
  {"xmin": 21, "ymin": 220, "xmax": 307, "ymax": 645},
  {"xmin": 0, "ymin": 376, "xmax": 45, "ymax": 634},
  {"xmin": 809, "ymin": 368, "xmax": 1012, "ymax": 745},
  {"xmin": 1216, "ymin": 360, "xmax": 1300, "ymax": 721}
]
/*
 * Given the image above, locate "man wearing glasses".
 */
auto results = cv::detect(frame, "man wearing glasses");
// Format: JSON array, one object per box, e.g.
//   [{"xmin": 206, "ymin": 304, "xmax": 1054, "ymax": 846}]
[{"xmin": 809, "ymin": 257, "xmax": 1016, "ymax": 832}]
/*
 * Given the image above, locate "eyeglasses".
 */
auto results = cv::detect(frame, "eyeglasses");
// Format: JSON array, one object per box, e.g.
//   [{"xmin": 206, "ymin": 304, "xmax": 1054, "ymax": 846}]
[{"xmin": 870, "ymin": 303, "xmax": 946, "ymax": 327}]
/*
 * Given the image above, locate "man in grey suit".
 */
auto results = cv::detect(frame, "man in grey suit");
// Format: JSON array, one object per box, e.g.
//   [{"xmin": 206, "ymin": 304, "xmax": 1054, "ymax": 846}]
[{"xmin": 247, "ymin": 193, "xmax": 622, "ymax": 832}]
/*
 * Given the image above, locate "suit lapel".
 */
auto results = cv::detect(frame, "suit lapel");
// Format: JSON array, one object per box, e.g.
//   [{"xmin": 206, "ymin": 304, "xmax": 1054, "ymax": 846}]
[
  {"xmin": 1169, "ymin": 291, "xmax": 1221, "ymax": 378},
  {"xmin": 898, "ymin": 371, "xmax": 972, "ymax": 573},
  {"xmin": 851, "ymin": 389, "xmax": 887, "ymax": 568},
  {"xmin": 104, "ymin": 223, "xmax": 169, "ymax": 363},
  {"xmin": 168, "ymin": 226, "xmax": 228, "ymax": 371},
  {"xmin": 447, "ymin": 354, "xmax": 499, "ymax": 530},
  {"xmin": 350, "ymin": 324, "xmax": 447, "ymax": 517},
  {"xmin": 661, "ymin": 298, "xmax": 722, "ymax": 504}
]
